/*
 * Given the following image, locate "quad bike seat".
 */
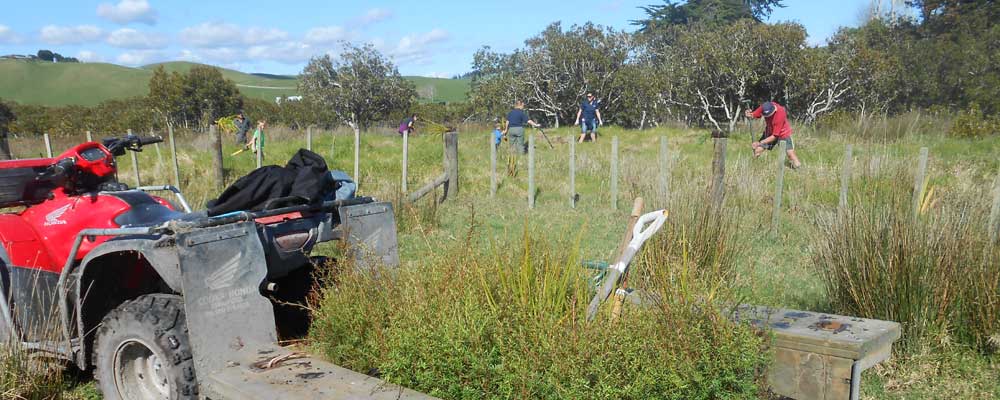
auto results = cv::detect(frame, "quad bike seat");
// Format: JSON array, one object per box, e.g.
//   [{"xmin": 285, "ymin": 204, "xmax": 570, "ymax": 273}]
[{"xmin": 108, "ymin": 190, "xmax": 205, "ymax": 228}]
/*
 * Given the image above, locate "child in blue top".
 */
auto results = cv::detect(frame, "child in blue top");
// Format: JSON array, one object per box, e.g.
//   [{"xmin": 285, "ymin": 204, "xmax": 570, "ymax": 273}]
[{"xmin": 492, "ymin": 123, "xmax": 503, "ymax": 148}]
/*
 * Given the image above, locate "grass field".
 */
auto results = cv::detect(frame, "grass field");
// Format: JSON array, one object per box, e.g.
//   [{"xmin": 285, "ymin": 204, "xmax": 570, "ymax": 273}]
[
  {"xmin": 4, "ymin": 118, "xmax": 1000, "ymax": 399},
  {"xmin": 0, "ymin": 59, "xmax": 470, "ymax": 106}
]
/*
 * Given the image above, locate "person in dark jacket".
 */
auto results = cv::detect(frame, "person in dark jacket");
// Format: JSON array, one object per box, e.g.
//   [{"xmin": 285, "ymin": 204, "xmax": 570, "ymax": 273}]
[
  {"xmin": 234, "ymin": 111, "xmax": 251, "ymax": 144},
  {"xmin": 575, "ymin": 92, "xmax": 602, "ymax": 143},
  {"xmin": 503, "ymin": 100, "xmax": 540, "ymax": 154}
]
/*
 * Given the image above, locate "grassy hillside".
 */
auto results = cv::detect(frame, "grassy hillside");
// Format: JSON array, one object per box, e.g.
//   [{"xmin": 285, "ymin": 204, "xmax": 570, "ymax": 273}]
[{"xmin": 0, "ymin": 59, "xmax": 470, "ymax": 106}]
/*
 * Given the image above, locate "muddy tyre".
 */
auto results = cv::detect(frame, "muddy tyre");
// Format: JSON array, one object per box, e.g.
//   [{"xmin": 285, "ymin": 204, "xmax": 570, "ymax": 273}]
[{"xmin": 94, "ymin": 294, "xmax": 198, "ymax": 400}]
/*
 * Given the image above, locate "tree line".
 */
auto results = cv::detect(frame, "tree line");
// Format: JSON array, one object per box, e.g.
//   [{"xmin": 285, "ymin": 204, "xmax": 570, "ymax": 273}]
[
  {"xmin": 471, "ymin": 0, "xmax": 1000, "ymax": 131},
  {"xmin": 1, "ymin": 0, "xmax": 997, "ymax": 138}
]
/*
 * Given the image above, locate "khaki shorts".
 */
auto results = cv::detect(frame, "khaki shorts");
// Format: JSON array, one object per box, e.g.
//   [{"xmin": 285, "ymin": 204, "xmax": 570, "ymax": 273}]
[{"xmin": 507, "ymin": 126, "xmax": 526, "ymax": 154}]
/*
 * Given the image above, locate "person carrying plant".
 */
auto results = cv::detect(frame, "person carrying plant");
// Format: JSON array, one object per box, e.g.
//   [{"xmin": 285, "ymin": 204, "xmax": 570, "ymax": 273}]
[
  {"xmin": 398, "ymin": 114, "xmax": 418, "ymax": 136},
  {"xmin": 503, "ymin": 100, "xmax": 540, "ymax": 154},
  {"xmin": 745, "ymin": 101, "xmax": 802, "ymax": 169},
  {"xmin": 234, "ymin": 111, "xmax": 251, "ymax": 144},
  {"xmin": 575, "ymin": 92, "xmax": 602, "ymax": 143}
]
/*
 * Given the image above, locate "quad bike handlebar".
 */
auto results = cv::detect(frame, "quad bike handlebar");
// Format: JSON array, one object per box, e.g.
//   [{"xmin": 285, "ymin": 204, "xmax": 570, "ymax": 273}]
[{"xmin": 102, "ymin": 134, "xmax": 163, "ymax": 156}]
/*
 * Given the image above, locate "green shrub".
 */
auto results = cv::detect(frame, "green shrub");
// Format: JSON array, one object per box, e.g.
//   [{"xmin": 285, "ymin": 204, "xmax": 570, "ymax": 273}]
[
  {"xmin": 948, "ymin": 104, "xmax": 1000, "ymax": 138},
  {"xmin": 813, "ymin": 176, "xmax": 1000, "ymax": 353},
  {"xmin": 310, "ymin": 217, "xmax": 768, "ymax": 399}
]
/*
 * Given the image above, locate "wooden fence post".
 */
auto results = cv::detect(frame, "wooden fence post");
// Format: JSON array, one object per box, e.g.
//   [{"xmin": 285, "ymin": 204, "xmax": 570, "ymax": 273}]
[
  {"xmin": 771, "ymin": 141, "xmax": 787, "ymax": 232},
  {"xmin": 255, "ymin": 131, "xmax": 263, "ymax": 169},
  {"xmin": 43, "ymin": 133, "xmax": 53, "ymax": 158},
  {"xmin": 912, "ymin": 147, "xmax": 929, "ymax": 216},
  {"xmin": 168, "ymin": 124, "xmax": 180, "ymax": 188},
  {"xmin": 444, "ymin": 131, "xmax": 459, "ymax": 199},
  {"xmin": 659, "ymin": 136, "xmax": 669, "ymax": 204},
  {"xmin": 611, "ymin": 136, "xmax": 619, "ymax": 211},
  {"xmin": 330, "ymin": 130, "xmax": 336, "ymax": 161},
  {"xmin": 528, "ymin": 134, "xmax": 536, "ymax": 209},
  {"xmin": 402, "ymin": 131, "xmax": 409, "ymax": 193},
  {"xmin": 490, "ymin": 132, "xmax": 497, "ymax": 198},
  {"xmin": 569, "ymin": 136, "xmax": 576, "ymax": 208},
  {"xmin": 0, "ymin": 130, "xmax": 11, "ymax": 161},
  {"xmin": 839, "ymin": 144, "xmax": 853, "ymax": 214},
  {"xmin": 990, "ymin": 169, "xmax": 1000, "ymax": 244},
  {"xmin": 210, "ymin": 124, "xmax": 224, "ymax": 191},
  {"xmin": 127, "ymin": 129, "xmax": 141, "ymax": 187},
  {"xmin": 353, "ymin": 126, "xmax": 360, "ymax": 185},
  {"xmin": 86, "ymin": 130, "xmax": 93, "ymax": 142},
  {"xmin": 150, "ymin": 127, "xmax": 162, "ymax": 166},
  {"xmin": 711, "ymin": 137, "xmax": 727, "ymax": 211},
  {"xmin": 306, "ymin": 126, "xmax": 313, "ymax": 151}
]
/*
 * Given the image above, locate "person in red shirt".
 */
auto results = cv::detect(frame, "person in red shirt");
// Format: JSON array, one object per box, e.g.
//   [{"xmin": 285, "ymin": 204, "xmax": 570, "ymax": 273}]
[{"xmin": 745, "ymin": 101, "xmax": 802, "ymax": 169}]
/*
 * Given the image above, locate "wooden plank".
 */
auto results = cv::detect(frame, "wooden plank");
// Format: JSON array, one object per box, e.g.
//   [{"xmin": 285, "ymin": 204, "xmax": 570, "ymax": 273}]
[{"xmin": 407, "ymin": 173, "xmax": 448, "ymax": 203}]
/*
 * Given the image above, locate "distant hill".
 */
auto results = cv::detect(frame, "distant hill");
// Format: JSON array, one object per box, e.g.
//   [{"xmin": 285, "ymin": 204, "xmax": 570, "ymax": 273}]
[{"xmin": 0, "ymin": 59, "xmax": 470, "ymax": 107}]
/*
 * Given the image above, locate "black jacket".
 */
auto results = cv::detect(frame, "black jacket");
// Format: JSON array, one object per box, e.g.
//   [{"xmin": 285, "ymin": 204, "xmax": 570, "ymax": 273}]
[{"xmin": 207, "ymin": 149, "xmax": 329, "ymax": 216}]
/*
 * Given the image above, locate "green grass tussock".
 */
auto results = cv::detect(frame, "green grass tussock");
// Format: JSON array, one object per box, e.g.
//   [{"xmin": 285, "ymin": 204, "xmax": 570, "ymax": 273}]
[{"xmin": 1, "ymin": 344, "xmax": 66, "ymax": 399}]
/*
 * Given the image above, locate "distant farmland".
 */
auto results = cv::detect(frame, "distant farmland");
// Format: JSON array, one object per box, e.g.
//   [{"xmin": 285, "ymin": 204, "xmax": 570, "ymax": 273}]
[{"xmin": 0, "ymin": 60, "xmax": 470, "ymax": 106}]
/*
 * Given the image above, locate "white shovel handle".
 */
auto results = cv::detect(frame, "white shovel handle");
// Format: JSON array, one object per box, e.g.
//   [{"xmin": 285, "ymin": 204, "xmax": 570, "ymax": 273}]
[{"xmin": 630, "ymin": 210, "xmax": 668, "ymax": 248}]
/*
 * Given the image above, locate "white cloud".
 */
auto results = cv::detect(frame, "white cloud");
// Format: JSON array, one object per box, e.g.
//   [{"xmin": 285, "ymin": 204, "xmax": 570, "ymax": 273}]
[
  {"xmin": 115, "ymin": 50, "xmax": 168, "ymax": 66},
  {"xmin": 358, "ymin": 8, "xmax": 394, "ymax": 25},
  {"xmin": 76, "ymin": 50, "xmax": 105, "ymax": 63},
  {"xmin": 40, "ymin": 25, "xmax": 104, "ymax": 45},
  {"xmin": 178, "ymin": 49, "xmax": 202, "ymax": 63},
  {"xmin": 0, "ymin": 25, "xmax": 22, "ymax": 44},
  {"xmin": 304, "ymin": 26, "xmax": 350, "ymax": 45},
  {"xmin": 389, "ymin": 29, "xmax": 451, "ymax": 64},
  {"xmin": 106, "ymin": 28, "xmax": 167, "ymax": 49},
  {"xmin": 180, "ymin": 23, "xmax": 288, "ymax": 47},
  {"xmin": 192, "ymin": 41, "xmax": 316, "ymax": 65},
  {"xmin": 97, "ymin": 0, "xmax": 157, "ymax": 25}
]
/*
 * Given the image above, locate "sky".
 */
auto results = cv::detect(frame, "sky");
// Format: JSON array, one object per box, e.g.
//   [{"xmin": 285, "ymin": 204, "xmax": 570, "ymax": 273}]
[{"xmin": 0, "ymin": 0, "xmax": 879, "ymax": 77}]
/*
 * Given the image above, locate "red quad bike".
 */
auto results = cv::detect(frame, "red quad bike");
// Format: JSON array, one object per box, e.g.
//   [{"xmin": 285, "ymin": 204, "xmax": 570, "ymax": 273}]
[{"xmin": 0, "ymin": 135, "xmax": 434, "ymax": 400}]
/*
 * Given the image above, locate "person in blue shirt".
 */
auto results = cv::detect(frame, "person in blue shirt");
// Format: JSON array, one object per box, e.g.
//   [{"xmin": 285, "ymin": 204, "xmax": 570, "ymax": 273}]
[
  {"xmin": 503, "ymin": 100, "xmax": 540, "ymax": 154},
  {"xmin": 492, "ymin": 123, "xmax": 503, "ymax": 149},
  {"xmin": 575, "ymin": 92, "xmax": 602, "ymax": 143}
]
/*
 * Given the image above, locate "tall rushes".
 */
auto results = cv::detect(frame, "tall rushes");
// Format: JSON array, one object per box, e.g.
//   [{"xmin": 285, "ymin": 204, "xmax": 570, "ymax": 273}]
[{"xmin": 813, "ymin": 171, "xmax": 1000, "ymax": 353}]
